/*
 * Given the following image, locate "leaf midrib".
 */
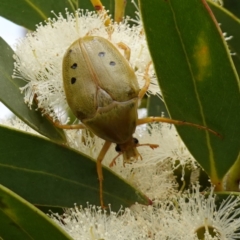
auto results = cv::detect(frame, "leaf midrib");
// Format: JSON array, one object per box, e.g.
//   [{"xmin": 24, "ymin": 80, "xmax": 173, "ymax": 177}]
[{"xmin": 168, "ymin": 0, "xmax": 218, "ymax": 179}]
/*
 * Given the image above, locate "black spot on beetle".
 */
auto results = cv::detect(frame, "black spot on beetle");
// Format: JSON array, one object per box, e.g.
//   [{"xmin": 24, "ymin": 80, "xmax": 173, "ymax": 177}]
[
  {"xmin": 98, "ymin": 52, "xmax": 105, "ymax": 57},
  {"xmin": 68, "ymin": 49, "xmax": 72, "ymax": 53},
  {"xmin": 71, "ymin": 63, "xmax": 77, "ymax": 69},
  {"xmin": 109, "ymin": 61, "xmax": 116, "ymax": 66},
  {"xmin": 71, "ymin": 77, "xmax": 76, "ymax": 84}
]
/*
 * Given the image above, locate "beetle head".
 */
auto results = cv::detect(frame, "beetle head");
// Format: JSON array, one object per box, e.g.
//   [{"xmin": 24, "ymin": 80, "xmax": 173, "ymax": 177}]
[{"xmin": 115, "ymin": 137, "xmax": 142, "ymax": 166}]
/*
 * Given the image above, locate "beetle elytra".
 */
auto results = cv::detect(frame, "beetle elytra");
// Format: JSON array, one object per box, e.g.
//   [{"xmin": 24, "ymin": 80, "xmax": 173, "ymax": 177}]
[{"xmin": 54, "ymin": 35, "xmax": 220, "ymax": 208}]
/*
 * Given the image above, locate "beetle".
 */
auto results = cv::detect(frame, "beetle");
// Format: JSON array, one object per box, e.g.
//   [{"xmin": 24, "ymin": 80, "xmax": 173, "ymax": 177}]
[{"xmin": 54, "ymin": 35, "xmax": 220, "ymax": 208}]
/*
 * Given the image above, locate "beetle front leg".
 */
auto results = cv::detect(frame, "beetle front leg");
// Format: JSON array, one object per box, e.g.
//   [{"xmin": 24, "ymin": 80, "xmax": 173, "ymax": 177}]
[
  {"xmin": 114, "ymin": 0, "xmax": 126, "ymax": 23},
  {"xmin": 138, "ymin": 61, "xmax": 152, "ymax": 99},
  {"xmin": 137, "ymin": 117, "xmax": 222, "ymax": 138},
  {"xmin": 96, "ymin": 141, "xmax": 112, "ymax": 208},
  {"xmin": 109, "ymin": 152, "xmax": 122, "ymax": 167},
  {"xmin": 90, "ymin": 0, "xmax": 111, "ymax": 26},
  {"xmin": 137, "ymin": 143, "xmax": 159, "ymax": 150}
]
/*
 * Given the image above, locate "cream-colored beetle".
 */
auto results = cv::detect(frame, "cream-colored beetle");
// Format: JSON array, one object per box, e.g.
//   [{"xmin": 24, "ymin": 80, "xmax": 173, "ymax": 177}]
[{"xmin": 57, "ymin": 35, "xmax": 220, "ymax": 208}]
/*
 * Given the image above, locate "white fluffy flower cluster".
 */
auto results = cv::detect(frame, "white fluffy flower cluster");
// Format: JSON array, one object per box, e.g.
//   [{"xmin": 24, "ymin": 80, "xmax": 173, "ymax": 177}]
[{"xmin": 51, "ymin": 185, "xmax": 240, "ymax": 240}]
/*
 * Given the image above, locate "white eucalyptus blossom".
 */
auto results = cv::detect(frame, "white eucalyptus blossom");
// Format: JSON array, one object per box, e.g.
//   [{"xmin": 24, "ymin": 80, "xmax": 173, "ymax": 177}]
[
  {"xmin": 50, "ymin": 185, "xmax": 240, "ymax": 240},
  {"xmin": 158, "ymin": 185, "xmax": 240, "ymax": 240},
  {"xmin": 51, "ymin": 204, "xmax": 159, "ymax": 240},
  {"xmin": 0, "ymin": 116, "xmax": 39, "ymax": 135}
]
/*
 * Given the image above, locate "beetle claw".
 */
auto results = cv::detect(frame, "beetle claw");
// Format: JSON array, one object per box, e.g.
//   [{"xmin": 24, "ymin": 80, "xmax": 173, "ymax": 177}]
[
  {"xmin": 109, "ymin": 152, "xmax": 122, "ymax": 167},
  {"xmin": 149, "ymin": 144, "xmax": 159, "ymax": 149},
  {"xmin": 109, "ymin": 159, "xmax": 117, "ymax": 167}
]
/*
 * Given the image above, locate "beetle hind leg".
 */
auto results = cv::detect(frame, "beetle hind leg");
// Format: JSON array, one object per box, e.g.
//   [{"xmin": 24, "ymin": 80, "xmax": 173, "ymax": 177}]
[{"xmin": 96, "ymin": 141, "xmax": 112, "ymax": 208}]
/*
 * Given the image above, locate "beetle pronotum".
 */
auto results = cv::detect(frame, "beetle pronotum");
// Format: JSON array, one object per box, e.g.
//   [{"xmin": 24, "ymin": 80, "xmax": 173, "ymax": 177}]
[{"xmin": 55, "ymin": 35, "xmax": 220, "ymax": 208}]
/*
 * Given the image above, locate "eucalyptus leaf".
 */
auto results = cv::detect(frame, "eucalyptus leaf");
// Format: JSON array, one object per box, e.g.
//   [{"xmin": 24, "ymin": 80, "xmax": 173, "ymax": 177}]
[
  {"xmin": 0, "ymin": 0, "xmax": 76, "ymax": 30},
  {"xmin": 139, "ymin": 0, "xmax": 240, "ymax": 186},
  {"xmin": 223, "ymin": 154, "xmax": 240, "ymax": 192},
  {"xmin": 0, "ymin": 37, "xmax": 66, "ymax": 143},
  {"xmin": 0, "ymin": 125, "xmax": 150, "ymax": 211},
  {"xmin": 223, "ymin": 0, "xmax": 240, "ymax": 19},
  {"xmin": 0, "ymin": 184, "xmax": 72, "ymax": 240},
  {"xmin": 209, "ymin": 1, "xmax": 240, "ymax": 77},
  {"xmin": 147, "ymin": 95, "xmax": 169, "ymax": 118},
  {"xmin": 0, "ymin": 0, "xmax": 137, "ymax": 31}
]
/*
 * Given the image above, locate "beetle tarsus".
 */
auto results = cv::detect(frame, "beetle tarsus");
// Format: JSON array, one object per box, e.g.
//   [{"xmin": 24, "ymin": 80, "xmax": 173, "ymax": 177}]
[{"xmin": 109, "ymin": 152, "xmax": 122, "ymax": 167}]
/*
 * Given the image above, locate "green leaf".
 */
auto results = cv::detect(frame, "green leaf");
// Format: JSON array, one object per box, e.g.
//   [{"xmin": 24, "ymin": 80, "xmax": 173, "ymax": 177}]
[
  {"xmin": 139, "ymin": 0, "xmax": 240, "ymax": 185},
  {"xmin": 209, "ymin": 2, "xmax": 240, "ymax": 77},
  {"xmin": 0, "ymin": 125, "xmax": 150, "ymax": 211},
  {"xmin": 0, "ymin": 0, "xmax": 137, "ymax": 31},
  {"xmin": 0, "ymin": 0, "xmax": 76, "ymax": 30},
  {"xmin": 0, "ymin": 37, "xmax": 66, "ymax": 143},
  {"xmin": 223, "ymin": 153, "xmax": 240, "ymax": 191},
  {"xmin": 223, "ymin": 0, "xmax": 240, "ymax": 19},
  {"xmin": 0, "ymin": 184, "xmax": 72, "ymax": 240},
  {"xmin": 147, "ymin": 95, "xmax": 169, "ymax": 118}
]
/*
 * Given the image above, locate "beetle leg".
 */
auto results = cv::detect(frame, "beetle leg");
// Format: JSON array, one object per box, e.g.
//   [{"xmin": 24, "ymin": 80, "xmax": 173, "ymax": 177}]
[
  {"xmin": 137, "ymin": 117, "xmax": 222, "ymax": 138},
  {"xmin": 90, "ymin": 0, "xmax": 111, "ymax": 26},
  {"xmin": 138, "ymin": 61, "xmax": 152, "ymax": 99},
  {"xmin": 114, "ymin": 0, "xmax": 127, "ymax": 23},
  {"xmin": 137, "ymin": 143, "xmax": 159, "ymax": 150},
  {"xmin": 85, "ymin": 28, "xmax": 100, "ymax": 36},
  {"xmin": 109, "ymin": 152, "xmax": 122, "ymax": 167},
  {"xmin": 117, "ymin": 42, "xmax": 131, "ymax": 61},
  {"xmin": 52, "ymin": 121, "xmax": 86, "ymax": 130},
  {"xmin": 97, "ymin": 141, "xmax": 112, "ymax": 208}
]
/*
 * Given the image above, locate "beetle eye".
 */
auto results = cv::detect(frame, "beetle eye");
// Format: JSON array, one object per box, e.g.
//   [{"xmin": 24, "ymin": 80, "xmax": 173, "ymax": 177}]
[
  {"xmin": 115, "ymin": 145, "xmax": 121, "ymax": 152},
  {"xmin": 133, "ymin": 138, "xmax": 139, "ymax": 144}
]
